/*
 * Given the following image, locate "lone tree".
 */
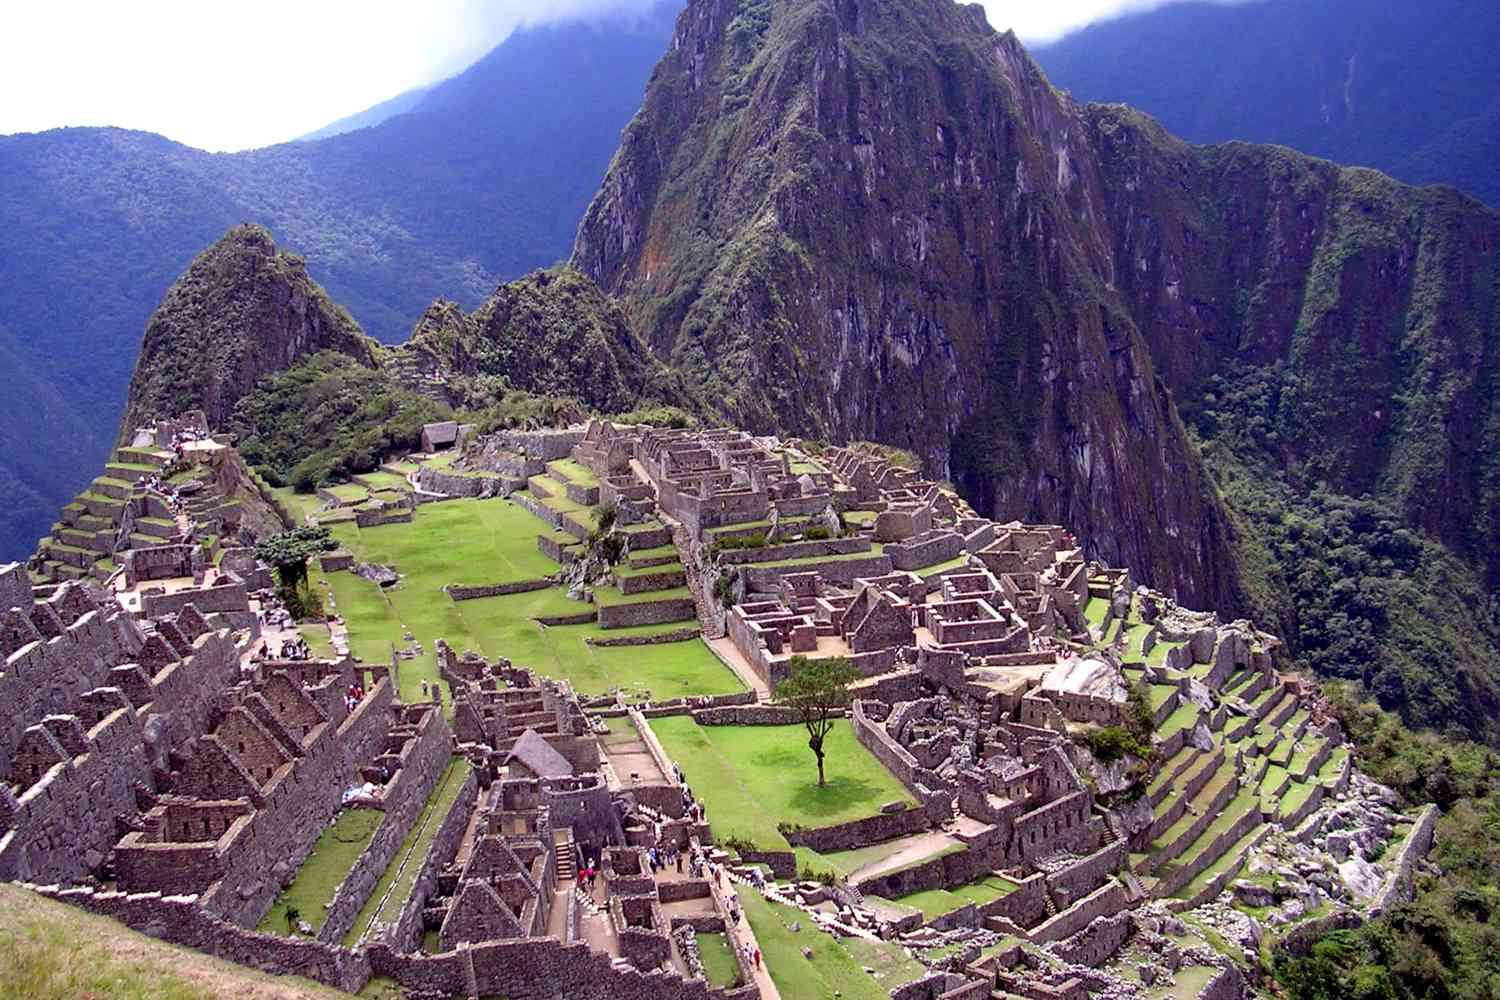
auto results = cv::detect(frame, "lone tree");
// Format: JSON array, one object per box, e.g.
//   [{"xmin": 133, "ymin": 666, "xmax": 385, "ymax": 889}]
[
  {"xmin": 778, "ymin": 655, "xmax": 860, "ymax": 787},
  {"xmin": 255, "ymin": 524, "xmax": 335, "ymax": 598}
]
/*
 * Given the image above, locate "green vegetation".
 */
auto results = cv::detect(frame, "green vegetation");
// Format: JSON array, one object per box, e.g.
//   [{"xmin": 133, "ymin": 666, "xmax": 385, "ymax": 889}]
[
  {"xmin": 695, "ymin": 931, "xmax": 742, "ymax": 989},
  {"xmin": 256, "ymin": 524, "xmax": 336, "ymax": 619},
  {"xmin": 0, "ymin": 883, "xmax": 350, "ymax": 999},
  {"xmin": 873, "ymin": 874, "xmax": 1019, "ymax": 922},
  {"xmin": 649, "ymin": 717, "xmax": 914, "ymax": 851},
  {"xmin": 739, "ymin": 888, "xmax": 921, "ymax": 999},
  {"xmin": 259, "ymin": 809, "xmax": 382, "ymax": 935},
  {"xmin": 1276, "ymin": 687, "xmax": 1500, "ymax": 1000},
  {"xmin": 777, "ymin": 655, "xmax": 860, "ymax": 786},
  {"xmin": 347, "ymin": 758, "xmax": 470, "ymax": 946}
]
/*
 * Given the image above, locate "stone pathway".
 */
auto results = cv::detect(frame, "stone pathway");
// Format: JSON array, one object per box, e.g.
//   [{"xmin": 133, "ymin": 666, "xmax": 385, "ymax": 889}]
[{"xmin": 707, "ymin": 636, "xmax": 770, "ymax": 700}]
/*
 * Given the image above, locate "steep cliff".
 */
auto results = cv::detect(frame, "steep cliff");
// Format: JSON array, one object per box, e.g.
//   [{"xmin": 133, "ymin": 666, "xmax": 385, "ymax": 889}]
[
  {"xmin": 573, "ymin": 0, "xmax": 1244, "ymax": 611},
  {"xmin": 573, "ymin": 0, "xmax": 1500, "ymax": 737},
  {"xmin": 118, "ymin": 225, "xmax": 377, "ymax": 439}
]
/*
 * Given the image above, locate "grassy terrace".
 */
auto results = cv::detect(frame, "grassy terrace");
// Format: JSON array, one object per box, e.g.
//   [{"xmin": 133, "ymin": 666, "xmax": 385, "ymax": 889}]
[
  {"xmin": 649, "ymin": 718, "xmax": 914, "ymax": 851},
  {"xmin": 346, "ymin": 758, "xmax": 470, "ymax": 947},
  {"xmin": 1174, "ymin": 826, "xmax": 1263, "ymax": 900},
  {"xmin": 1152, "ymin": 760, "xmax": 1236, "ymax": 855},
  {"xmin": 1167, "ymin": 788, "xmax": 1263, "ymax": 876},
  {"xmin": 259, "ymin": 809, "xmax": 382, "ymax": 935},
  {"xmin": 696, "ymin": 931, "xmax": 742, "ymax": 989},
  {"xmin": 1083, "ymin": 597, "xmax": 1108, "ymax": 628},
  {"xmin": 614, "ymin": 560, "xmax": 685, "ymax": 579},
  {"xmin": 546, "ymin": 458, "xmax": 598, "ymax": 486},
  {"xmin": 594, "ymin": 583, "xmax": 693, "ymax": 606},
  {"xmin": 741, "ymin": 544, "xmax": 887, "ymax": 570},
  {"xmin": 872, "ymin": 874, "xmax": 1019, "ymax": 922},
  {"xmin": 741, "ymin": 889, "xmax": 922, "ymax": 1000}
]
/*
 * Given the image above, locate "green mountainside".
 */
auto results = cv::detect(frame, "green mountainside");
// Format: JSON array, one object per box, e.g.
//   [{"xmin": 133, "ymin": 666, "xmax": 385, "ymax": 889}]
[
  {"xmin": 573, "ymin": 0, "xmax": 1500, "ymax": 742},
  {"xmin": 0, "ymin": 6, "xmax": 678, "ymax": 560},
  {"xmin": 1035, "ymin": 0, "xmax": 1500, "ymax": 208},
  {"xmin": 112, "ymin": 228, "xmax": 676, "ymax": 502}
]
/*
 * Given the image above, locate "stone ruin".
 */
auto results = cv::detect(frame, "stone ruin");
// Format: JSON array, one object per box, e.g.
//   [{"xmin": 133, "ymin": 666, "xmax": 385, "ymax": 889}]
[{"xmin": 0, "ymin": 417, "xmax": 1442, "ymax": 1000}]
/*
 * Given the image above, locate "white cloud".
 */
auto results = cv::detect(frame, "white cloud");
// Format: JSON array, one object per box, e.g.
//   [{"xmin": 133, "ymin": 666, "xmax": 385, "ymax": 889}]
[
  {"xmin": 979, "ymin": 0, "xmax": 1253, "ymax": 44},
  {"xmin": 0, "ymin": 0, "xmax": 665, "ymax": 151},
  {"xmin": 0, "ymin": 0, "xmax": 1242, "ymax": 151}
]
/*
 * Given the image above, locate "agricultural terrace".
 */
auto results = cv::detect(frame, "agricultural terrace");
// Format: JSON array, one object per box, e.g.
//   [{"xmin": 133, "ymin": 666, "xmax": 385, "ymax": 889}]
[{"xmin": 308, "ymin": 496, "xmax": 741, "ymax": 703}]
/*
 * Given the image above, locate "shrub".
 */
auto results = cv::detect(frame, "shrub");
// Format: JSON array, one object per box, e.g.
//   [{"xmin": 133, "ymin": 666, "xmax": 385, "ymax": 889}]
[{"xmin": 1085, "ymin": 725, "xmax": 1148, "ymax": 763}]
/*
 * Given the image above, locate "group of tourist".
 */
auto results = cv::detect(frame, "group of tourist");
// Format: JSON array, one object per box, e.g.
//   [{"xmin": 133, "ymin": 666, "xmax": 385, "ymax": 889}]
[
  {"xmin": 277, "ymin": 637, "xmax": 311, "ymax": 660},
  {"xmin": 343, "ymin": 681, "xmax": 366, "ymax": 714},
  {"xmin": 646, "ymin": 844, "xmax": 684, "ymax": 875}
]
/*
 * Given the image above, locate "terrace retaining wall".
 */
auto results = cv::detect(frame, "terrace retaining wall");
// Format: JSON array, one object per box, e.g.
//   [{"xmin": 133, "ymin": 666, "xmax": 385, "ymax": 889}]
[{"xmin": 445, "ymin": 579, "xmax": 554, "ymax": 602}]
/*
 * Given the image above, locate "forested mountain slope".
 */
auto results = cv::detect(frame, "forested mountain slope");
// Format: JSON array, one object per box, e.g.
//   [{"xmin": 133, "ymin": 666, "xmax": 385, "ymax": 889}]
[
  {"xmin": 0, "ymin": 5, "xmax": 677, "ymax": 559},
  {"xmin": 1035, "ymin": 0, "xmax": 1500, "ymax": 207},
  {"xmin": 574, "ymin": 0, "xmax": 1500, "ymax": 740}
]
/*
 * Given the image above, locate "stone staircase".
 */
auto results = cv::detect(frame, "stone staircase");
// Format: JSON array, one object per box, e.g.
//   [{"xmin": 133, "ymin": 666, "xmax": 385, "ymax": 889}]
[
  {"xmin": 555, "ymin": 826, "xmax": 577, "ymax": 882},
  {"xmin": 672, "ymin": 519, "xmax": 725, "ymax": 640}
]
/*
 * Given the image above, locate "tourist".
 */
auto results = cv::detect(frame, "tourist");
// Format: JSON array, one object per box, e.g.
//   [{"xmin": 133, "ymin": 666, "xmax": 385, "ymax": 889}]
[
  {"xmin": 675, "ymin": 850, "xmax": 683, "ymax": 874},
  {"xmin": 753, "ymin": 948, "xmax": 760, "ymax": 970}
]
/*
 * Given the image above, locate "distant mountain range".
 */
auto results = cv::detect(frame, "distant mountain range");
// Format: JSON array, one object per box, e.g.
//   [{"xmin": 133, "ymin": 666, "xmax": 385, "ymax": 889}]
[
  {"xmin": 0, "ymin": 3, "xmax": 678, "ymax": 559},
  {"xmin": 1034, "ymin": 0, "xmax": 1500, "ymax": 207}
]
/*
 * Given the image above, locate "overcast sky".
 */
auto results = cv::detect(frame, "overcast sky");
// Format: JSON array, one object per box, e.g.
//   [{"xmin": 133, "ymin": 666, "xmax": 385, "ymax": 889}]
[{"xmin": 0, "ymin": 0, "xmax": 1232, "ymax": 152}]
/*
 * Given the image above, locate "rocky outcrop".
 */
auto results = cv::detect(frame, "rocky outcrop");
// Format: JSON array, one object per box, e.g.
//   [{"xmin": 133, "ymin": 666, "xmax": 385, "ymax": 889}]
[
  {"xmin": 572, "ymin": 0, "xmax": 1248, "ymax": 611},
  {"xmin": 119, "ymin": 225, "xmax": 376, "ymax": 439},
  {"xmin": 572, "ymin": 0, "xmax": 1500, "ymax": 639}
]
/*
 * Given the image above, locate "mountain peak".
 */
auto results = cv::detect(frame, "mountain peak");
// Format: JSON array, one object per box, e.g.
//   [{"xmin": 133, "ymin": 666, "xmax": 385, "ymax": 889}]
[{"xmin": 118, "ymin": 225, "xmax": 376, "ymax": 440}]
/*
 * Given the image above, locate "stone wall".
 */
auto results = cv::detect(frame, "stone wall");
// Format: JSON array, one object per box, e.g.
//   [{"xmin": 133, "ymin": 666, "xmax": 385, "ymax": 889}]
[
  {"xmin": 0, "ymin": 707, "xmax": 149, "ymax": 882},
  {"xmin": 446, "ymin": 578, "xmax": 553, "ymax": 602},
  {"xmin": 1371, "ymin": 803, "xmax": 1439, "ymax": 916},
  {"xmin": 142, "ymin": 580, "xmax": 248, "ymax": 618},
  {"xmin": 742, "ymin": 554, "xmax": 893, "ymax": 589},
  {"xmin": 27, "ymin": 883, "xmax": 371, "ymax": 994},
  {"xmin": 718, "ymin": 537, "xmax": 870, "ymax": 565},
  {"xmin": 318, "ymin": 710, "xmax": 453, "ymax": 944},
  {"xmin": 206, "ymin": 679, "xmax": 396, "ymax": 927},
  {"xmin": 618, "ymin": 568, "xmax": 689, "ymax": 595},
  {"xmin": 597, "ymin": 597, "xmax": 697, "ymax": 629},
  {"xmin": 383, "ymin": 770, "xmax": 480, "ymax": 952},
  {"xmin": 415, "ymin": 467, "xmax": 506, "ymax": 497},
  {"xmin": 1028, "ymin": 880, "xmax": 1128, "ymax": 944},
  {"xmin": 1048, "ymin": 911, "xmax": 1132, "ymax": 968},
  {"xmin": 782, "ymin": 806, "xmax": 931, "ymax": 854},
  {"xmin": 886, "ymin": 532, "xmax": 964, "ymax": 572}
]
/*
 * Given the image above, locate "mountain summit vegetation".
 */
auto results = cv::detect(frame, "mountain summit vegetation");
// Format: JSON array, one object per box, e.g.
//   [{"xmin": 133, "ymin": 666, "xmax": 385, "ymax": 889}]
[{"xmin": 0, "ymin": 4, "xmax": 678, "ymax": 560}]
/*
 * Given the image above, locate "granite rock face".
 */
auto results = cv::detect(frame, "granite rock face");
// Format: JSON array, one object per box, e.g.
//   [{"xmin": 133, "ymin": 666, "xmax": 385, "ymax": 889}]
[{"xmin": 573, "ymin": 0, "xmax": 1500, "ymax": 625}]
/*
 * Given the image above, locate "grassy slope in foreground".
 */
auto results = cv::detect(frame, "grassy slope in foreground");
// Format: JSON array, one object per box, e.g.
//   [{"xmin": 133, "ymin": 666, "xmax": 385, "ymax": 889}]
[
  {"xmin": 740, "ymin": 887, "xmax": 922, "ymax": 999},
  {"xmin": 0, "ymin": 883, "xmax": 368, "ymax": 999}
]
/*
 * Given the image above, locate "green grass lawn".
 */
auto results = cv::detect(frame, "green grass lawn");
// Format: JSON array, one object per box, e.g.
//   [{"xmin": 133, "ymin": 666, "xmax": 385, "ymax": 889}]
[
  {"xmin": 1084, "ymin": 597, "xmax": 1108, "ymax": 628},
  {"xmin": 594, "ymin": 583, "xmax": 694, "ymax": 606},
  {"xmin": 346, "ymin": 758, "xmax": 469, "ymax": 946},
  {"xmin": 355, "ymin": 471, "xmax": 413, "ymax": 492},
  {"xmin": 258, "ymin": 809, "xmax": 382, "ymax": 934},
  {"xmin": 871, "ymin": 874, "xmax": 1018, "ymax": 922},
  {"xmin": 696, "ymin": 931, "xmax": 742, "ymax": 988},
  {"xmin": 345, "ymin": 499, "xmax": 559, "ymax": 586},
  {"xmin": 649, "ymin": 718, "xmax": 914, "ymax": 851},
  {"xmin": 547, "ymin": 458, "xmax": 599, "ymax": 487},
  {"xmin": 300, "ymin": 623, "xmax": 338, "ymax": 659},
  {"xmin": 741, "ymin": 889, "xmax": 922, "ymax": 999}
]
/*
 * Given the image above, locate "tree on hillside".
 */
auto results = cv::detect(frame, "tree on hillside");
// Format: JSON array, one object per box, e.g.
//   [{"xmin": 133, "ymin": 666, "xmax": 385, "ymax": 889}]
[
  {"xmin": 778, "ymin": 655, "xmax": 860, "ymax": 787},
  {"xmin": 255, "ymin": 525, "xmax": 335, "ymax": 601}
]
